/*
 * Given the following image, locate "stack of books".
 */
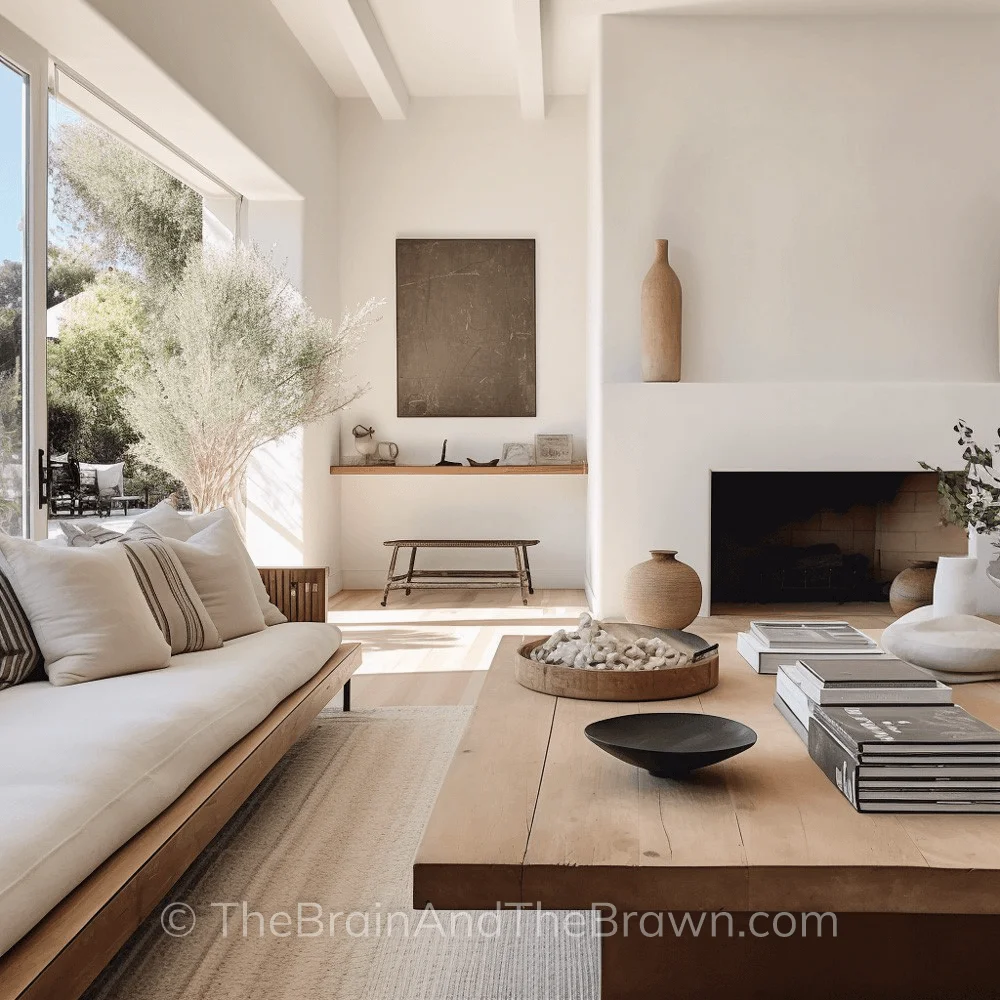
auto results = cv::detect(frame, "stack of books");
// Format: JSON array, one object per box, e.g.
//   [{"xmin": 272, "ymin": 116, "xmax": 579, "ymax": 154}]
[
  {"xmin": 810, "ymin": 704, "xmax": 1000, "ymax": 813},
  {"xmin": 738, "ymin": 620, "xmax": 887, "ymax": 674},
  {"xmin": 774, "ymin": 657, "xmax": 952, "ymax": 744}
]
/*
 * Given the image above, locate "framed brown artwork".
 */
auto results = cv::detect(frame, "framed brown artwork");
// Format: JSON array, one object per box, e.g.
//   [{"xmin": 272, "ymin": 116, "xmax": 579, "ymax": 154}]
[{"xmin": 396, "ymin": 238, "xmax": 536, "ymax": 417}]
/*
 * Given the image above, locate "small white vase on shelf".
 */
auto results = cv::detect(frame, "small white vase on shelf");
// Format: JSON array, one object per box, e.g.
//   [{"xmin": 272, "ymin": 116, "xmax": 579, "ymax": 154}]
[{"xmin": 932, "ymin": 556, "xmax": 979, "ymax": 616}]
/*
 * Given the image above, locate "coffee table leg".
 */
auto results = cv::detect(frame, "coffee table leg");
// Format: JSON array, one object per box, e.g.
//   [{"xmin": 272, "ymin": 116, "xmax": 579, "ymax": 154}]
[
  {"xmin": 522, "ymin": 546, "xmax": 534, "ymax": 595},
  {"xmin": 514, "ymin": 546, "xmax": 529, "ymax": 605},
  {"xmin": 404, "ymin": 546, "xmax": 418, "ymax": 596},
  {"xmin": 381, "ymin": 545, "xmax": 400, "ymax": 607}
]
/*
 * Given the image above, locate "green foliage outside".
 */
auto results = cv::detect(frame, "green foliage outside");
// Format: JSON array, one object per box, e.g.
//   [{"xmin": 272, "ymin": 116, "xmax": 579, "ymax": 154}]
[
  {"xmin": 46, "ymin": 270, "xmax": 145, "ymax": 461},
  {"xmin": 45, "ymin": 116, "xmax": 202, "ymax": 501},
  {"xmin": 50, "ymin": 120, "xmax": 202, "ymax": 284},
  {"xmin": 0, "ymin": 248, "xmax": 96, "ymax": 373}
]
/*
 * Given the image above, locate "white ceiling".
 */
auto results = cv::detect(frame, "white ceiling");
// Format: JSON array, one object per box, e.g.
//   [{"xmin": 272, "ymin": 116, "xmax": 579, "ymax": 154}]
[{"xmin": 271, "ymin": 0, "xmax": 1000, "ymax": 111}]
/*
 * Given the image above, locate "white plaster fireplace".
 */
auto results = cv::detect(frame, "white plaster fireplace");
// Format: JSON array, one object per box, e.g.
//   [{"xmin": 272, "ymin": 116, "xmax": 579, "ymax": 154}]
[{"xmin": 591, "ymin": 382, "xmax": 1000, "ymax": 617}]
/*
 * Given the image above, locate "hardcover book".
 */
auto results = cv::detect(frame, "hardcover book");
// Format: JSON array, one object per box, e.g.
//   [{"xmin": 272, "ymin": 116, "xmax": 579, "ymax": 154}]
[
  {"xmin": 793, "ymin": 659, "xmax": 951, "ymax": 707},
  {"xmin": 858, "ymin": 765, "xmax": 1000, "ymax": 779},
  {"xmin": 814, "ymin": 705, "xmax": 1000, "ymax": 757},
  {"xmin": 750, "ymin": 621, "xmax": 876, "ymax": 649},
  {"xmin": 737, "ymin": 631, "xmax": 891, "ymax": 675},
  {"xmin": 773, "ymin": 692, "xmax": 808, "ymax": 745},
  {"xmin": 797, "ymin": 658, "xmax": 938, "ymax": 688},
  {"xmin": 808, "ymin": 716, "xmax": 860, "ymax": 807}
]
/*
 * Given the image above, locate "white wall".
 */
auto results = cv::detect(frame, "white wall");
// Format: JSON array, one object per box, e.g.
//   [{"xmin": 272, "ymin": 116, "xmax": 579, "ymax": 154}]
[
  {"xmin": 600, "ymin": 15, "xmax": 1000, "ymax": 385},
  {"xmin": 337, "ymin": 98, "xmax": 589, "ymax": 589},
  {"xmin": 592, "ymin": 15, "xmax": 1000, "ymax": 615}
]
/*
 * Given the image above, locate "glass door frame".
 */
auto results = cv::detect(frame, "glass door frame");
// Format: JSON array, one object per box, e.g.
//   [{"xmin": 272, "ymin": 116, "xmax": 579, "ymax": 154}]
[{"xmin": 0, "ymin": 17, "xmax": 47, "ymax": 539}]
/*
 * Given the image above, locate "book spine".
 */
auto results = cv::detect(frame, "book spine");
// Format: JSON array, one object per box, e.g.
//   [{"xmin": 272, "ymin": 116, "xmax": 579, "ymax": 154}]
[
  {"xmin": 811, "ymin": 707, "xmax": 863, "ymax": 753},
  {"xmin": 737, "ymin": 632, "xmax": 767, "ymax": 673},
  {"xmin": 773, "ymin": 693, "xmax": 808, "ymax": 745},
  {"xmin": 809, "ymin": 719, "xmax": 860, "ymax": 808},
  {"xmin": 776, "ymin": 674, "xmax": 813, "ymax": 727},
  {"xmin": 809, "ymin": 687, "xmax": 953, "ymax": 707}
]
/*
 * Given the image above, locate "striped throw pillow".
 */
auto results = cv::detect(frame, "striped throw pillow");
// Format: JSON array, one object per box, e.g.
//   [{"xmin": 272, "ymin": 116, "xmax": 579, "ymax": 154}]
[
  {"xmin": 119, "ymin": 528, "xmax": 223, "ymax": 655},
  {"xmin": 0, "ymin": 567, "xmax": 41, "ymax": 689}
]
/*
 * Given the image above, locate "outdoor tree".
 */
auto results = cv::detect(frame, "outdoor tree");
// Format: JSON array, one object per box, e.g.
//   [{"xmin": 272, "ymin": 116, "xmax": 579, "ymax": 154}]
[
  {"xmin": 50, "ymin": 119, "xmax": 202, "ymax": 284},
  {"xmin": 0, "ymin": 249, "xmax": 97, "ymax": 373},
  {"xmin": 127, "ymin": 246, "xmax": 379, "ymax": 517},
  {"xmin": 47, "ymin": 270, "xmax": 146, "ymax": 463}
]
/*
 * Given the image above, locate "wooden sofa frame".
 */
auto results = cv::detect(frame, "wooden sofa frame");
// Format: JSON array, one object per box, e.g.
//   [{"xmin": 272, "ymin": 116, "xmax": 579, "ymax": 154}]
[{"xmin": 0, "ymin": 569, "xmax": 360, "ymax": 1000}]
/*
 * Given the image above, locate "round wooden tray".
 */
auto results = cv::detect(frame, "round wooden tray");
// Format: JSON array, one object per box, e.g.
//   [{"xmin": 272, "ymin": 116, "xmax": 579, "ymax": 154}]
[{"xmin": 514, "ymin": 638, "xmax": 720, "ymax": 702}]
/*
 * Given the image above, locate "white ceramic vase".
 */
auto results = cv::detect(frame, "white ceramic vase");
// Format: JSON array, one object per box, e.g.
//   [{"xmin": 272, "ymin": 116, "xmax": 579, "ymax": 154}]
[
  {"xmin": 967, "ymin": 530, "xmax": 1000, "ymax": 615},
  {"xmin": 932, "ymin": 555, "xmax": 979, "ymax": 616}
]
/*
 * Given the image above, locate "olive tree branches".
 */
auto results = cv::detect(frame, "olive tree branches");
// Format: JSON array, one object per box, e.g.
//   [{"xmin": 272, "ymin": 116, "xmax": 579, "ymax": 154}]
[{"xmin": 128, "ymin": 246, "xmax": 379, "ymax": 515}]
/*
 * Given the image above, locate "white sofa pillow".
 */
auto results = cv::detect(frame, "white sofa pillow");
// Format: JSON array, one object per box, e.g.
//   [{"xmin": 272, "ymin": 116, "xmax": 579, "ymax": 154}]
[
  {"xmin": 0, "ymin": 536, "xmax": 171, "ymax": 686},
  {"xmin": 138, "ymin": 501, "xmax": 287, "ymax": 626},
  {"xmin": 163, "ymin": 520, "xmax": 266, "ymax": 641}
]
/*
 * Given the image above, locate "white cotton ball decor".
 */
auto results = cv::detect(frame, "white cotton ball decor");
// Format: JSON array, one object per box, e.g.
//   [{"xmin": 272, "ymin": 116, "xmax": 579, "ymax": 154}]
[{"xmin": 529, "ymin": 613, "xmax": 692, "ymax": 672}]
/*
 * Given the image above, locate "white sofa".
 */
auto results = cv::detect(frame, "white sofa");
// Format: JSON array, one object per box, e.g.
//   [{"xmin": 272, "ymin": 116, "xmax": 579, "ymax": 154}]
[{"xmin": 0, "ymin": 620, "xmax": 343, "ymax": 961}]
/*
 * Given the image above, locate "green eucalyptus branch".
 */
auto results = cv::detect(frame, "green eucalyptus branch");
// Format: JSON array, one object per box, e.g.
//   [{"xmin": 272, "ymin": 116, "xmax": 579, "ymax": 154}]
[{"xmin": 920, "ymin": 420, "xmax": 1000, "ymax": 543}]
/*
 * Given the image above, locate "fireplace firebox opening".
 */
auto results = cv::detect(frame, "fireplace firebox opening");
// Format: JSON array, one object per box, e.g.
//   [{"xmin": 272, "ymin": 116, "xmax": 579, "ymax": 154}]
[{"xmin": 710, "ymin": 472, "xmax": 967, "ymax": 608}]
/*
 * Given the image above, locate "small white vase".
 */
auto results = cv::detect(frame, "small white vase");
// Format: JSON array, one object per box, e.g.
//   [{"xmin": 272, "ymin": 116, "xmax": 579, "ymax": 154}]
[
  {"xmin": 932, "ymin": 556, "xmax": 979, "ymax": 616},
  {"xmin": 968, "ymin": 530, "xmax": 1000, "ymax": 615}
]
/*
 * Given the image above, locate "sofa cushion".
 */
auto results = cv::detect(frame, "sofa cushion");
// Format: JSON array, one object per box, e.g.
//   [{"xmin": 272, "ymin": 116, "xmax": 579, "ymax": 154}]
[
  {"xmin": 120, "ymin": 529, "xmax": 223, "ymax": 655},
  {"xmin": 0, "ymin": 569, "xmax": 40, "ymax": 691},
  {"xmin": 137, "ymin": 501, "xmax": 287, "ymax": 626},
  {"xmin": 164, "ymin": 520, "xmax": 266, "ymax": 641},
  {"xmin": 0, "ymin": 535, "xmax": 171, "ymax": 686},
  {"xmin": 0, "ymin": 621, "xmax": 344, "ymax": 959}
]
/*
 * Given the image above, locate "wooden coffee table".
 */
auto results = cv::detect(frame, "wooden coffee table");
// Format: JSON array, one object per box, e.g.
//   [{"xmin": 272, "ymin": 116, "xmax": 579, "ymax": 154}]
[{"xmin": 415, "ymin": 633, "xmax": 1000, "ymax": 999}]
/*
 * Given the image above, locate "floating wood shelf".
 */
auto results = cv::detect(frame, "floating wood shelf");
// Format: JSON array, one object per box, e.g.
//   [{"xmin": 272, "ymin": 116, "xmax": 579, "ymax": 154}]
[{"xmin": 330, "ymin": 463, "xmax": 588, "ymax": 476}]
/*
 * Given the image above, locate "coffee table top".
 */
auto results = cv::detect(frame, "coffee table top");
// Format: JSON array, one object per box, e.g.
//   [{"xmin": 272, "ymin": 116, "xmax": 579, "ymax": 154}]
[{"xmin": 414, "ymin": 632, "xmax": 1000, "ymax": 915}]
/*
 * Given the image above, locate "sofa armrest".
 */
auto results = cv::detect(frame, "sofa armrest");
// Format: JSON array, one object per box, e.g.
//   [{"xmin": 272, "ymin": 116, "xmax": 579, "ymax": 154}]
[{"xmin": 258, "ymin": 567, "xmax": 329, "ymax": 622}]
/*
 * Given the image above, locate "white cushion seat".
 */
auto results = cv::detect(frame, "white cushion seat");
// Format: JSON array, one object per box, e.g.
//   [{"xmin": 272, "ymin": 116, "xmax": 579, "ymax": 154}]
[
  {"xmin": 0, "ymin": 621, "xmax": 343, "ymax": 959},
  {"xmin": 880, "ymin": 607, "xmax": 1000, "ymax": 682}
]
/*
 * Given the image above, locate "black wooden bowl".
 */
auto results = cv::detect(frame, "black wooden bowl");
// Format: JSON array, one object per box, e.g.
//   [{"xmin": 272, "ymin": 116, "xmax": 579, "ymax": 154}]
[{"xmin": 584, "ymin": 713, "xmax": 757, "ymax": 779}]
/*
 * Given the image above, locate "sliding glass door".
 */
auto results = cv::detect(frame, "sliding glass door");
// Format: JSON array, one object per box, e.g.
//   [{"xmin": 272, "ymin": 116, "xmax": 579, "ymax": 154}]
[{"xmin": 0, "ymin": 55, "xmax": 28, "ymax": 536}]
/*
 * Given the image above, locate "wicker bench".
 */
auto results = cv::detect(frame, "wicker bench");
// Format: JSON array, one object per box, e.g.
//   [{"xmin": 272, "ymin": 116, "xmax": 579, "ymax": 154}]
[{"xmin": 381, "ymin": 539, "xmax": 539, "ymax": 606}]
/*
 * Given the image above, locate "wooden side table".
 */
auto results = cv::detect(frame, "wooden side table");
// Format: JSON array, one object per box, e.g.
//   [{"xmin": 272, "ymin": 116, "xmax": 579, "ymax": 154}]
[{"xmin": 258, "ymin": 566, "xmax": 349, "ymax": 710}]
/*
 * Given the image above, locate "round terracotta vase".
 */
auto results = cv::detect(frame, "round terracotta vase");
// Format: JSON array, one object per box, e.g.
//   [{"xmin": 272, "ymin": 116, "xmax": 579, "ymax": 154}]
[
  {"xmin": 889, "ymin": 560, "xmax": 937, "ymax": 617},
  {"xmin": 623, "ymin": 550, "xmax": 702, "ymax": 630}
]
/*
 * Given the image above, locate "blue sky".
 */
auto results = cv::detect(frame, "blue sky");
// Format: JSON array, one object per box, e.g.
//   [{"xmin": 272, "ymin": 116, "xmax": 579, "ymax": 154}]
[
  {"xmin": 0, "ymin": 59, "xmax": 25, "ymax": 265},
  {"xmin": 0, "ymin": 79, "xmax": 83, "ymax": 265}
]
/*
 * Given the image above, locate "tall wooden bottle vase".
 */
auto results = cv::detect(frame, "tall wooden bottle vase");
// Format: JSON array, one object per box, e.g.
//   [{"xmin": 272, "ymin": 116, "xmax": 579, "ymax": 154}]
[{"xmin": 641, "ymin": 239, "xmax": 682, "ymax": 382}]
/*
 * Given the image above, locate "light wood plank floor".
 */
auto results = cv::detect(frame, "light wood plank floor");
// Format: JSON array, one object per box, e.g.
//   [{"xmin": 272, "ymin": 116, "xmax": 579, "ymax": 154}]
[{"xmin": 328, "ymin": 590, "xmax": 899, "ymax": 709}]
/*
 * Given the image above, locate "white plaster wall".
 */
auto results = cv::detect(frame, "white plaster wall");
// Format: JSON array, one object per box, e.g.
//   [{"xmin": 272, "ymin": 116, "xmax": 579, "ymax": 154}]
[
  {"xmin": 336, "ymin": 98, "xmax": 588, "ymax": 589},
  {"xmin": 591, "ymin": 16, "xmax": 1000, "ymax": 615},
  {"xmin": 600, "ymin": 16, "xmax": 1000, "ymax": 385},
  {"xmin": 602, "ymin": 383, "xmax": 1000, "ymax": 617}
]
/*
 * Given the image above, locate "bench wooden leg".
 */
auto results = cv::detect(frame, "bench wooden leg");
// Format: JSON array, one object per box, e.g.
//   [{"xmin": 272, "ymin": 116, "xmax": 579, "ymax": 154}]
[
  {"xmin": 522, "ymin": 546, "xmax": 534, "ymax": 595},
  {"xmin": 404, "ymin": 547, "xmax": 418, "ymax": 596},
  {"xmin": 514, "ymin": 546, "xmax": 529, "ymax": 605},
  {"xmin": 381, "ymin": 545, "xmax": 400, "ymax": 607}
]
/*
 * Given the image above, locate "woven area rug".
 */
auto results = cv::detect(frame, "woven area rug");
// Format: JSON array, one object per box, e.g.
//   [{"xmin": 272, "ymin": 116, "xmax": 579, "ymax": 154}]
[{"xmin": 85, "ymin": 706, "xmax": 599, "ymax": 1000}]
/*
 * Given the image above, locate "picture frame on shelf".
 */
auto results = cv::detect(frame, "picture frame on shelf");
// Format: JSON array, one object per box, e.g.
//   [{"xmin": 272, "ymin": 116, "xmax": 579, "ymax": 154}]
[
  {"xmin": 534, "ymin": 434, "xmax": 573, "ymax": 465},
  {"xmin": 499, "ymin": 442, "xmax": 536, "ymax": 466}
]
